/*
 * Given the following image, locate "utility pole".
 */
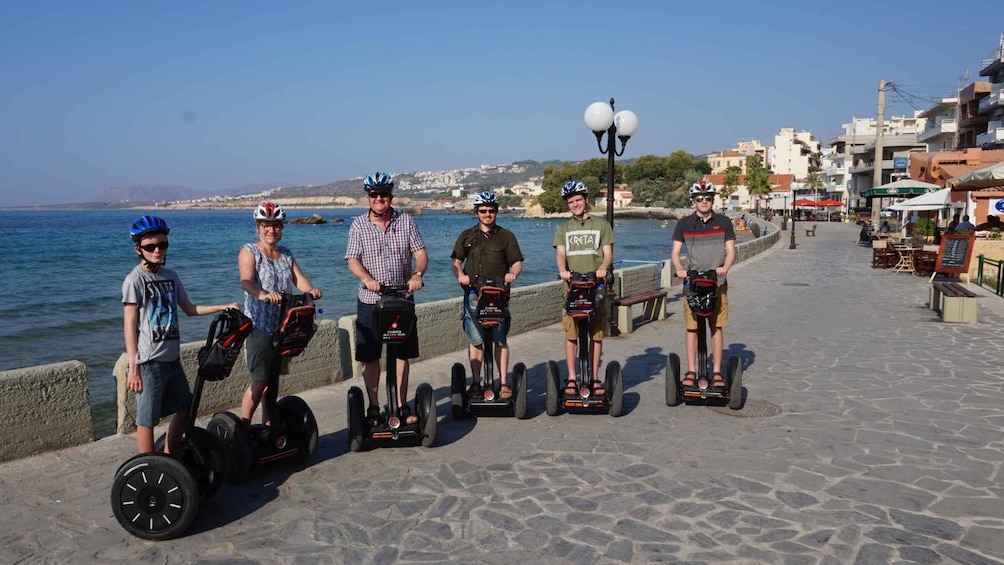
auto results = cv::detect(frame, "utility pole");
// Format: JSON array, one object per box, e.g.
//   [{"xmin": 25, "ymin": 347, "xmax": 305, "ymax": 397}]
[{"xmin": 872, "ymin": 80, "xmax": 886, "ymax": 225}]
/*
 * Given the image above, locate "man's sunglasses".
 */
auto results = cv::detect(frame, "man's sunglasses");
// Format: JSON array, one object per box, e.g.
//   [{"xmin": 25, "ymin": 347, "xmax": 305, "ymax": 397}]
[
  {"xmin": 139, "ymin": 241, "xmax": 169, "ymax": 251},
  {"xmin": 692, "ymin": 195, "xmax": 714, "ymax": 202},
  {"xmin": 476, "ymin": 208, "xmax": 497, "ymax": 215},
  {"xmin": 368, "ymin": 192, "xmax": 392, "ymax": 199}
]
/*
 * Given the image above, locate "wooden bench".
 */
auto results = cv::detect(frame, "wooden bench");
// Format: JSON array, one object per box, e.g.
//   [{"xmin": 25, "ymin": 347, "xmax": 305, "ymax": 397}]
[
  {"xmin": 805, "ymin": 224, "xmax": 817, "ymax": 237},
  {"xmin": 930, "ymin": 281, "xmax": 979, "ymax": 323},
  {"xmin": 614, "ymin": 289, "xmax": 668, "ymax": 334}
]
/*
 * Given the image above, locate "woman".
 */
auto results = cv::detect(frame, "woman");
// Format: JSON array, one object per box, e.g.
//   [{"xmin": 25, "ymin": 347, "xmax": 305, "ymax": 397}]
[
  {"xmin": 239, "ymin": 202, "xmax": 323, "ymax": 426},
  {"xmin": 879, "ymin": 220, "xmax": 891, "ymax": 233}
]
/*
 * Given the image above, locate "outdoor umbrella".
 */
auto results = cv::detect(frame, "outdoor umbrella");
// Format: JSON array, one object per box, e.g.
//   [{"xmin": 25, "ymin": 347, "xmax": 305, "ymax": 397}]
[
  {"xmin": 888, "ymin": 188, "xmax": 959, "ymax": 211},
  {"xmin": 859, "ymin": 178, "xmax": 943, "ymax": 199},
  {"xmin": 816, "ymin": 199, "xmax": 843, "ymax": 207},
  {"xmin": 792, "ymin": 199, "xmax": 817, "ymax": 207},
  {"xmin": 950, "ymin": 160, "xmax": 1004, "ymax": 190}
]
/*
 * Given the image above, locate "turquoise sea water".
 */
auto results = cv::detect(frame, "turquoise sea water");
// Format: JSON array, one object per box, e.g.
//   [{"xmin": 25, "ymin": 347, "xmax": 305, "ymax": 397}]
[{"xmin": 0, "ymin": 208, "xmax": 692, "ymax": 417}]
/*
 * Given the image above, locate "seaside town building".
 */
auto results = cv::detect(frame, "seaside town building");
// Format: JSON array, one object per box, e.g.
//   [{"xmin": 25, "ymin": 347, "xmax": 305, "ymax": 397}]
[{"xmin": 977, "ymin": 34, "xmax": 1004, "ymax": 150}]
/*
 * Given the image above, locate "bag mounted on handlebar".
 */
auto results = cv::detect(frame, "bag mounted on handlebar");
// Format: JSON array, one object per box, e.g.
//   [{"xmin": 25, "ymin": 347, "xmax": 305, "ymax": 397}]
[
  {"xmin": 198, "ymin": 309, "xmax": 254, "ymax": 381},
  {"xmin": 686, "ymin": 270, "xmax": 718, "ymax": 317},
  {"xmin": 565, "ymin": 276, "xmax": 597, "ymax": 319},
  {"xmin": 273, "ymin": 294, "xmax": 316, "ymax": 357},
  {"xmin": 476, "ymin": 284, "xmax": 508, "ymax": 327},
  {"xmin": 374, "ymin": 292, "xmax": 415, "ymax": 344}
]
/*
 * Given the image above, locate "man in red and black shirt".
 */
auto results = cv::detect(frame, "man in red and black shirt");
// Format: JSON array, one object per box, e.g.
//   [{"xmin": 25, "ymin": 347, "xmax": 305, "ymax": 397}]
[{"xmin": 671, "ymin": 181, "xmax": 736, "ymax": 389}]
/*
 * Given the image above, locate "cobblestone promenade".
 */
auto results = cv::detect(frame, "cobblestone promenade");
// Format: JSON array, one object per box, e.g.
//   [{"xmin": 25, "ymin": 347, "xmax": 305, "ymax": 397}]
[{"xmin": 2, "ymin": 222, "xmax": 1003, "ymax": 564}]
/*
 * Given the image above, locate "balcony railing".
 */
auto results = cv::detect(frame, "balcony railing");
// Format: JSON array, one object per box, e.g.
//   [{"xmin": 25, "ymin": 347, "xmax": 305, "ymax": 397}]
[
  {"xmin": 917, "ymin": 118, "xmax": 958, "ymax": 142},
  {"xmin": 978, "ymin": 88, "xmax": 1004, "ymax": 114},
  {"xmin": 977, "ymin": 127, "xmax": 1004, "ymax": 147},
  {"xmin": 981, "ymin": 44, "xmax": 1004, "ymax": 75}
]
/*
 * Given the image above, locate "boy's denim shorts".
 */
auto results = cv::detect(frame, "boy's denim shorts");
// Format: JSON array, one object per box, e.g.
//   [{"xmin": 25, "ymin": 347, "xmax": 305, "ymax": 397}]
[{"xmin": 135, "ymin": 360, "xmax": 193, "ymax": 427}]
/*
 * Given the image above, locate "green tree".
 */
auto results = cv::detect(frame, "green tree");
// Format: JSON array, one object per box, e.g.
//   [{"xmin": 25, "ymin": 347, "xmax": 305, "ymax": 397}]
[
  {"xmin": 746, "ymin": 166, "xmax": 772, "ymax": 214},
  {"xmin": 719, "ymin": 165, "xmax": 741, "ymax": 210},
  {"xmin": 804, "ymin": 171, "xmax": 824, "ymax": 202},
  {"xmin": 664, "ymin": 190, "xmax": 691, "ymax": 209}
]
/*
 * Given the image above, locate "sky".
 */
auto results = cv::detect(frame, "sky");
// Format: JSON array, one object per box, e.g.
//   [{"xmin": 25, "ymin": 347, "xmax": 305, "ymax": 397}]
[{"xmin": 1, "ymin": 1, "xmax": 1002, "ymax": 205}]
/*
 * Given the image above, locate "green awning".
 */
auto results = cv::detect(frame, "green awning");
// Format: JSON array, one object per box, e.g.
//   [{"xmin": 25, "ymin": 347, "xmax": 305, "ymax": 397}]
[{"xmin": 860, "ymin": 186, "xmax": 931, "ymax": 198}]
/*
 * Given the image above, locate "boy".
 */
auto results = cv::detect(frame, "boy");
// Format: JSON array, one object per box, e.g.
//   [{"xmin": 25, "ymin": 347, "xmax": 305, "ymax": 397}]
[{"xmin": 122, "ymin": 215, "xmax": 237, "ymax": 454}]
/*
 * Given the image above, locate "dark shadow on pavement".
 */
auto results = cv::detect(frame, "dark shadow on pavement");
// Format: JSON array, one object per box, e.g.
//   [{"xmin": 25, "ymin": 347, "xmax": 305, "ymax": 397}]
[{"xmin": 725, "ymin": 342, "xmax": 755, "ymax": 373}]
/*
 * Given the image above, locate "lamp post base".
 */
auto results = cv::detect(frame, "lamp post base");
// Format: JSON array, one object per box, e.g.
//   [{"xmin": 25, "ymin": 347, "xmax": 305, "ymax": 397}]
[{"xmin": 789, "ymin": 224, "xmax": 797, "ymax": 249}]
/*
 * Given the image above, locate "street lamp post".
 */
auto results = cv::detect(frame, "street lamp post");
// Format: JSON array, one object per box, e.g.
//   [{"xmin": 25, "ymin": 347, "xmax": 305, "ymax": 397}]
[
  {"xmin": 789, "ymin": 182, "xmax": 801, "ymax": 249},
  {"xmin": 584, "ymin": 99, "xmax": 639, "ymax": 229},
  {"xmin": 781, "ymin": 194, "xmax": 788, "ymax": 230}
]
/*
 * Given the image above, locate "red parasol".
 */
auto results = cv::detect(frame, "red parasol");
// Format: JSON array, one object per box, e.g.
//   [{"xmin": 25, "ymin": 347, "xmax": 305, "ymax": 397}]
[
  {"xmin": 816, "ymin": 199, "xmax": 843, "ymax": 207},
  {"xmin": 792, "ymin": 199, "xmax": 817, "ymax": 207}
]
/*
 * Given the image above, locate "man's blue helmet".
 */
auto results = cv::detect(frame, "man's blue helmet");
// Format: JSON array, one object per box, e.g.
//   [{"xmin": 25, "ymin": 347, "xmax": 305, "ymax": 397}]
[
  {"xmin": 363, "ymin": 172, "xmax": 394, "ymax": 192},
  {"xmin": 130, "ymin": 216, "xmax": 170, "ymax": 241},
  {"xmin": 473, "ymin": 191, "xmax": 499, "ymax": 206},
  {"xmin": 561, "ymin": 180, "xmax": 588, "ymax": 199}
]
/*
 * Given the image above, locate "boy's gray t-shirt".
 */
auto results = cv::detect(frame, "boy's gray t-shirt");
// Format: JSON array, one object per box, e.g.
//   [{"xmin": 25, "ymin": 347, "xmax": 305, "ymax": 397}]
[{"xmin": 122, "ymin": 265, "xmax": 188, "ymax": 364}]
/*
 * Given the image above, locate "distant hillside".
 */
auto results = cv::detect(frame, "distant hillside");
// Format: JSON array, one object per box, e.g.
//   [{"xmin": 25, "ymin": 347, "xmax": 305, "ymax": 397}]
[{"xmin": 95, "ymin": 185, "xmax": 206, "ymax": 204}]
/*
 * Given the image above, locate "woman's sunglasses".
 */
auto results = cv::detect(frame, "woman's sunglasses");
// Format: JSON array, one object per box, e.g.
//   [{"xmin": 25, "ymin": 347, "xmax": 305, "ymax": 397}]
[{"xmin": 138, "ymin": 242, "xmax": 169, "ymax": 252}]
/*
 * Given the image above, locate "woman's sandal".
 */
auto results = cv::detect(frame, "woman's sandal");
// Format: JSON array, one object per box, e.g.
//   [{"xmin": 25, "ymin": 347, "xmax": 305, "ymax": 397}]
[
  {"xmin": 499, "ymin": 384, "xmax": 513, "ymax": 400},
  {"xmin": 680, "ymin": 371, "xmax": 697, "ymax": 387},
  {"xmin": 366, "ymin": 406, "xmax": 382, "ymax": 428},
  {"xmin": 399, "ymin": 404, "xmax": 418, "ymax": 425},
  {"xmin": 564, "ymin": 380, "xmax": 578, "ymax": 396}
]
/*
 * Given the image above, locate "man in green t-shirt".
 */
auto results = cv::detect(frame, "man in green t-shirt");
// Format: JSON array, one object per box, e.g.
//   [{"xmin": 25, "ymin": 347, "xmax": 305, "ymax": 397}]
[{"xmin": 552, "ymin": 180, "xmax": 615, "ymax": 396}]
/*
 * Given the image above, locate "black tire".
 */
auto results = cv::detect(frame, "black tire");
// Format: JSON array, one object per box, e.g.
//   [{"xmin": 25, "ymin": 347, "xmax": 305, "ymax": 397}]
[
  {"xmin": 606, "ymin": 361, "xmax": 624, "ymax": 417},
  {"xmin": 110, "ymin": 454, "xmax": 199, "ymax": 541},
  {"xmin": 153, "ymin": 429, "xmax": 226, "ymax": 498},
  {"xmin": 278, "ymin": 395, "xmax": 318, "ymax": 464},
  {"xmin": 545, "ymin": 360, "xmax": 562, "ymax": 417},
  {"xmin": 666, "ymin": 353, "xmax": 682, "ymax": 407},
  {"xmin": 416, "ymin": 383, "xmax": 437, "ymax": 448},
  {"xmin": 450, "ymin": 363, "xmax": 467, "ymax": 420},
  {"xmin": 208, "ymin": 412, "xmax": 253, "ymax": 483},
  {"xmin": 347, "ymin": 386, "xmax": 366, "ymax": 452},
  {"xmin": 512, "ymin": 363, "xmax": 528, "ymax": 420},
  {"xmin": 727, "ymin": 356, "xmax": 744, "ymax": 410}
]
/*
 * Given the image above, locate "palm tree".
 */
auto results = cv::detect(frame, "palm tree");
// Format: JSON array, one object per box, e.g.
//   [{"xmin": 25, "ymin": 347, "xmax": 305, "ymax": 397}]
[{"xmin": 719, "ymin": 166, "xmax": 741, "ymax": 212}]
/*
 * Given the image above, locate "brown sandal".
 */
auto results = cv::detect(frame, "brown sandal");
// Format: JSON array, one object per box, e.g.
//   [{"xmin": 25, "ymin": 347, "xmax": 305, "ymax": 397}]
[
  {"xmin": 399, "ymin": 404, "xmax": 418, "ymax": 425},
  {"xmin": 499, "ymin": 384, "xmax": 513, "ymax": 400},
  {"xmin": 711, "ymin": 372, "xmax": 726, "ymax": 388},
  {"xmin": 680, "ymin": 371, "xmax": 697, "ymax": 387},
  {"xmin": 564, "ymin": 380, "xmax": 578, "ymax": 396}
]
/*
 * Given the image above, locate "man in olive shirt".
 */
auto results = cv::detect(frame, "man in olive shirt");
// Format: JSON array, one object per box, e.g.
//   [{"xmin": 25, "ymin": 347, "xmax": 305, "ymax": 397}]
[{"xmin": 450, "ymin": 191, "xmax": 524, "ymax": 398}]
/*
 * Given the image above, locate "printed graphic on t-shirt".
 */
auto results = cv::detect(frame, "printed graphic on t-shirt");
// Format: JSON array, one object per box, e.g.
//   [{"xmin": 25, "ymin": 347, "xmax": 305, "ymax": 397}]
[
  {"xmin": 145, "ymin": 279, "xmax": 180, "ymax": 342},
  {"xmin": 565, "ymin": 229, "xmax": 602, "ymax": 256}
]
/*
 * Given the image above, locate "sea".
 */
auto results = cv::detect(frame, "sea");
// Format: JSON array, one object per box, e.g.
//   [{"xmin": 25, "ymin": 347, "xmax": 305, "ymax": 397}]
[{"xmin": 0, "ymin": 208, "xmax": 689, "ymax": 435}]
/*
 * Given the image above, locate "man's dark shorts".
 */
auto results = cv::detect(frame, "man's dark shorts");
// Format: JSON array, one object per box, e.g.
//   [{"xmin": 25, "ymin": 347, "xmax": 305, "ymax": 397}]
[{"xmin": 356, "ymin": 299, "xmax": 419, "ymax": 363}]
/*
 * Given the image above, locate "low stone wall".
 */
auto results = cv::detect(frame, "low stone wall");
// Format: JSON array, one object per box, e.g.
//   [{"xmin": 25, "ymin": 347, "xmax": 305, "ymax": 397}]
[
  {"xmin": 113, "ymin": 319, "xmax": 346, "ymax": 434},
  {"xmin": 0, "ymin": 361, "xmax": 92, "ymax": 462},
  {"xmin": 2, "ymin": 226, "xmax": 782, "ymax": 461}
]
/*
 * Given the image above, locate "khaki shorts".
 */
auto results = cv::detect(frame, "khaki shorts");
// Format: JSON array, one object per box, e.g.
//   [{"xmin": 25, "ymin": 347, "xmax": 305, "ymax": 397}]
[
  {"xmin": 562, "ymin": 297, "xmax": 608, "ymax": 341},
  {"xmin": 683, "ymin": 285, "xmax": 728, "ymax": 330}
]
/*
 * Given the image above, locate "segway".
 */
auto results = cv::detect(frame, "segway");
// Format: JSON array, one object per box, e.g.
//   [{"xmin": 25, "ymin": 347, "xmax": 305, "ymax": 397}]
[
  {"xmin": 666, "ymin": 271, "xmax": 743, "ymax": 409},
  {"xmin": 545, "ymin": 272, "xmax": 623, "ymax": 417},
  {"xmin": 110, "ymin": 308, "xmax": 254, "ymax": 540},
  {"xmin": 346, "ymin": 285, "xmax": 437, "ymax": 451},
  {"xmin": 208, "ymin": 294, "xmax": 320, "ymax": 482},
  {"xmin": 451, "ymin": 278, "xmax": 528, "ymax": 420}
]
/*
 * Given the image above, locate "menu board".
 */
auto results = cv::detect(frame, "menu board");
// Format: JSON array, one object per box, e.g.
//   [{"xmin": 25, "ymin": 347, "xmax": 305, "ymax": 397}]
[{"xmin": 935, "ymin": 234, "xmax": 975, "ymax": 275}]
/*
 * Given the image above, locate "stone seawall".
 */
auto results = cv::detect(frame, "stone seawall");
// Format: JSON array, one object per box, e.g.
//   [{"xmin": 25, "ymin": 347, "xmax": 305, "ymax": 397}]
[{"xmin": 0, "ymin": 221, "xmax": 780, "ymax": 462}]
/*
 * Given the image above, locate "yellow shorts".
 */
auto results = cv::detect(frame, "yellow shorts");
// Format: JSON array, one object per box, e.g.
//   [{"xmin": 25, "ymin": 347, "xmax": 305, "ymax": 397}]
[
  {"xmin": 683, "ymin": 285, "xmax": 728, "ymax": 331},
  {"xmin": 562, "ymin": 297, "xmax": 608, "ymax": 341}
]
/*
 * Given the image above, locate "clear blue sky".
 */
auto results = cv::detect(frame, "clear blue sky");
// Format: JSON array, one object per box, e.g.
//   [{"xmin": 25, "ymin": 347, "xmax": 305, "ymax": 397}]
[{"xmin": 1, "ymin": 1, "xmax": 1001, "ymax": 205}]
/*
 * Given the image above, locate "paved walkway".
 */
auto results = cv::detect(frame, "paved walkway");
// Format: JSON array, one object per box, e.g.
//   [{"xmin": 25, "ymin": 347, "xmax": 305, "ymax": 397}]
[{"xmin": 3, "ymin": 221, "xmax": 1004, "ymax": 565}]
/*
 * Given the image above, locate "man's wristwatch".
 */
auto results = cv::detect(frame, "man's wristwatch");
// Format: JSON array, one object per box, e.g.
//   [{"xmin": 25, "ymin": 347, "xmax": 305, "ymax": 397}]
[{"xmin": 412, "ymin": 271, "xmax": 423, "ymax": 278}]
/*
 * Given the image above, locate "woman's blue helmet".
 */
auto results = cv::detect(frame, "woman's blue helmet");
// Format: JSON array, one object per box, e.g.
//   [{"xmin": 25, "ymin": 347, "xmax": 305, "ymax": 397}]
[
  {"xmin": 473, "ymin": 191, "xmax": 499, "ymax": 206},
  {"xmin": 561, "ymin": 180, "xmax": 588, "ymax": 199},
  {"xmin": 130, "ymin": 215, "xmax": 170, "ymax": 241},
  {"xmin": 363, "ymin": 172, "xmax": 394, "ymax": 192}
]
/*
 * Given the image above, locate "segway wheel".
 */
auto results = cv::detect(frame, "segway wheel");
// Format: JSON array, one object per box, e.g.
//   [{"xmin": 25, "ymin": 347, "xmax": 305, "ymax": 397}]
[
  {"xmin": 347, "ymin": 386, "xmax": 366, "ymax": 452},
  {"xmin": 110, "ymin": 453, "xmax": 199, "ymax": 541},
  {"xmin": 665, "ymin": 353, "xmax": 682, "ymax": 407},
  {"xmin": 545, "ymin": 360, "xmax": 562, "ymax": 417},
  {"xmin": 606, "ymin": 361, "xmax": 624, "ymax": 417},
  {"xmin": 208, "ymin": 412, "xmax": 253, "ymax": 483},
  {"xmin": 512, "ymin": 362, "xmax": 528, "ymax": 420},
  {"xmin": 727, "ymin": 355, "xmax": 744, "ymax": 410},
  {"xmin": 416, "ymin": 383, "xmax": 437, "ymax": 448},
  {"xmin": 278, "ymin": 395, "xmax": 318, "ymax": 464},
  {"xmin": 450, "ymin": 363, "xmax": 467, "ymax": 420},
  {"xmin": 152, "ymin": 429, "xmax": 227, "ymax": 498}
]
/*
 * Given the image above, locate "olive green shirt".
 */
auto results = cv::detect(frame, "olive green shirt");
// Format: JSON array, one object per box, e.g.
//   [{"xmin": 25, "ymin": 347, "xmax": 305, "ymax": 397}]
[{"xmin": 451, "ymin": 223, "xmax": 524, "ymax": 282}]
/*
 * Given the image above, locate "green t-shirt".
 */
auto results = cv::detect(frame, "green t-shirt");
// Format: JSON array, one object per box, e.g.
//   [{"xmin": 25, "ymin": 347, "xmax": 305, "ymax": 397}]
[{"xmin": 552, "ymin": 215, "xmax": 615, "ymax": 274}]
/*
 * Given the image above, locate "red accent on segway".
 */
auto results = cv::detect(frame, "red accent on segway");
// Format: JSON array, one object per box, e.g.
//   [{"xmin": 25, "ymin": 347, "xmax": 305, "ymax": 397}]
[
  {"xmin": 686, "ymin": 270, "xmax": 718, "ymax": 318},
  {"xmin": 476, "ymin": 285, "xmax": 508, "ymax": 327},
  {"xmin": 565, "ymin": 275, "xmax": 597, "ymax": 319},
  {"xmin": 374, "ymin": 286, "xmax": 415, "ymax": 343},
  {"xmin": 273, "ymin": 294, "xmax": 316, "ymax": 357},
  {"xmin": 197, "ymin": 309, "xmax": 254, "ymax": 381}
]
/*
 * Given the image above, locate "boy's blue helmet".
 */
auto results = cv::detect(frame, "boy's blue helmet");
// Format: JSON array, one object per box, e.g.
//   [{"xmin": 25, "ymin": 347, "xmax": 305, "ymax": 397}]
[
  {"xmin": 561, "ymin": 180, "xmax": 588, "ymax": 199},
  {"xmin": 130, "ymin": 216, "xmax": 170, "ymax": 241}
]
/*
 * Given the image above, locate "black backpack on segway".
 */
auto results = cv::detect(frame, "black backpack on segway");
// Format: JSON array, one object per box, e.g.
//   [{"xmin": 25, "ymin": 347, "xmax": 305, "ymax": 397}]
[
  {"xmin": 450, "ymin": 278, "xmax": 528, "ymax": 420},
  {"xmin": 544, "ymin": 272, "xmax": 623, "ymax": 417},
  {"xmin": 110, "ymin": 308, "xmax": 253, "ymax": 541},
  {"xmin": 346, "ymin": 285, "xmax": 437, "ymax": 451},
  {"xmin": 207, "ymin": 294, "xmax": 321, "ymax": 484},
  {"xmin": 665, "ymin": 270, "xmax": 743, "ymax": 409}
]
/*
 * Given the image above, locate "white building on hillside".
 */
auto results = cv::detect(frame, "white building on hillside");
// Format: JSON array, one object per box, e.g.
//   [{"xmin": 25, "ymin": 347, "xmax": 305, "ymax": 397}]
[
  {"xmin": 916, "ymin": 97, "xmax": 959, "ymax": 152},
  {"xmin": 769, "ymin": 128, "xmax": 821, "ymax": 179}
]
